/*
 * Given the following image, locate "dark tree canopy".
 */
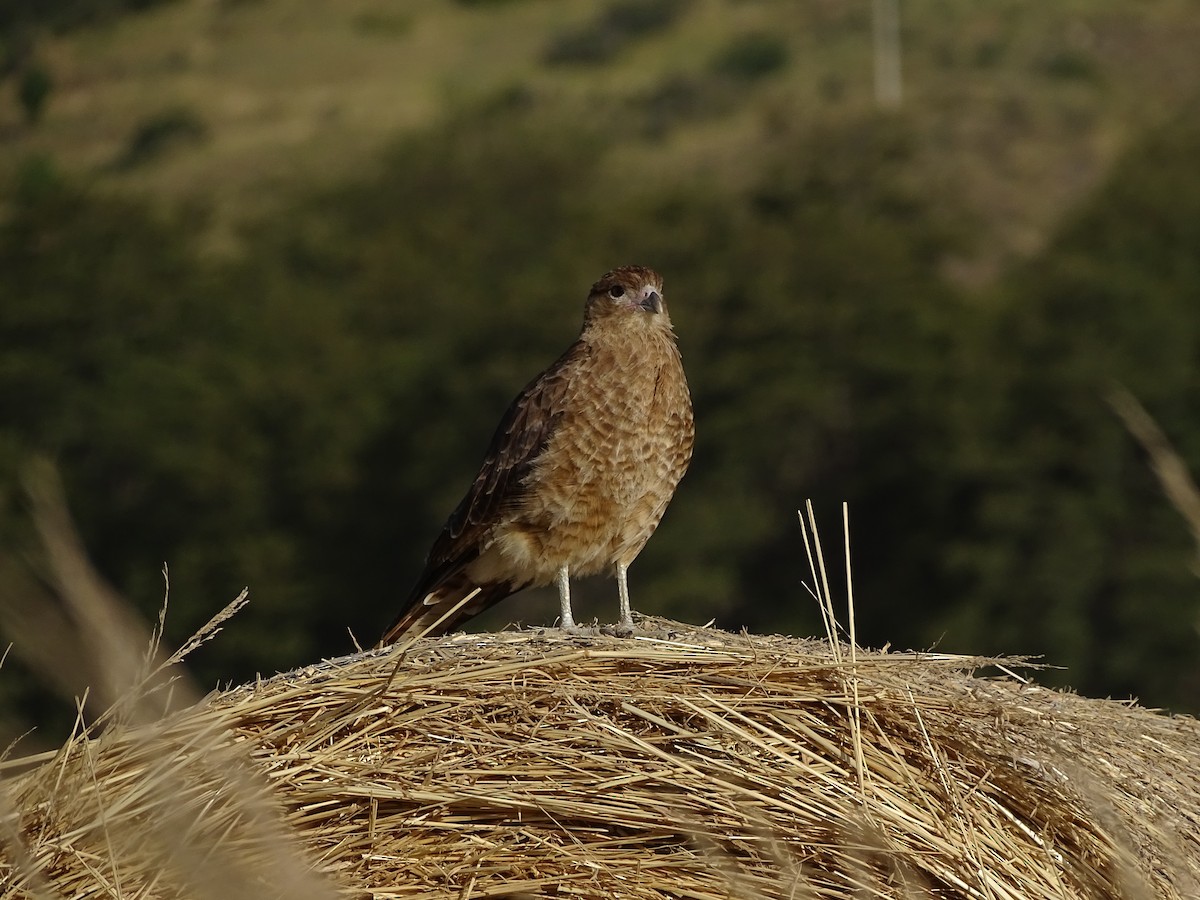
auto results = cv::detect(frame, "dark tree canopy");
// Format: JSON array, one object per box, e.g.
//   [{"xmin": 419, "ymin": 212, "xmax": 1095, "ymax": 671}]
[{"xmin": 3, "ymin": 106, "xmax": 1200, "ymax": 746}]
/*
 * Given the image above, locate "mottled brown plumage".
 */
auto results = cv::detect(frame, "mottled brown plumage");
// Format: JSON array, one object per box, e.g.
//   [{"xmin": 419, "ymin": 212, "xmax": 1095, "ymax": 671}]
[{"xmin": 380, "ymin": 266, "xmax": 693, "ymax": 643}]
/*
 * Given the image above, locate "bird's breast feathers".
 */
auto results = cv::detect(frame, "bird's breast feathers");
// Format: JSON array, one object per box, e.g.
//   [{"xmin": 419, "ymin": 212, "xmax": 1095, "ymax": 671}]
[{"xmin": 490, "ymin": 331, "xmax": 692, "ymax": 577}]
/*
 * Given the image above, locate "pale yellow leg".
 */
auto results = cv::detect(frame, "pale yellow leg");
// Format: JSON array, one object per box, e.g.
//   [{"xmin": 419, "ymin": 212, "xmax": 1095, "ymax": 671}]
[
  {"xmin": 616, "ymin": 562, "xmax": 634, "ymax": 633},
  {"xmin": 557, "ymin": 564, "xmax": 576, "ymax": 630}
]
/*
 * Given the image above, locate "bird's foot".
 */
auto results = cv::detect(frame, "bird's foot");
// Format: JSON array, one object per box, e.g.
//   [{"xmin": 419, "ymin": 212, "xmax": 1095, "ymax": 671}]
[
  {"xmin": 559, "ymin": 618, "xmax": 599, "ymax": 637},
  {"xmin": 600, "ymin": 619, "xmax": 636, "ymax": 638}
]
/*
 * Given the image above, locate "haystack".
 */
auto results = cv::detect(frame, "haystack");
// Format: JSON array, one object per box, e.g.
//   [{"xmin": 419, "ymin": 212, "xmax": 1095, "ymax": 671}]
[{"xmin": 3, "ymin": 618, "xmax": 1199, "ymax": 899}]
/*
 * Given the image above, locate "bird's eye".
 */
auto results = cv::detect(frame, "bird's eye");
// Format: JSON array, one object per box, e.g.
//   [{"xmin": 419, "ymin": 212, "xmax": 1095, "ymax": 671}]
[{"xmin": 608, "ymin": 284, "xmax": 625, "ymax": 299}]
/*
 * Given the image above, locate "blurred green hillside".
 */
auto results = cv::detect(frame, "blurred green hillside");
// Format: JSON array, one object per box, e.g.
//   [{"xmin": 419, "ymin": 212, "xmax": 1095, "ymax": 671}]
[
  {"xmin": 3, "ymin": 0, "xmax": 1200, "ymax": 743},
  {"xmin": 5, "ymin": 0, "xmax": 1199, "ymax": 275}
]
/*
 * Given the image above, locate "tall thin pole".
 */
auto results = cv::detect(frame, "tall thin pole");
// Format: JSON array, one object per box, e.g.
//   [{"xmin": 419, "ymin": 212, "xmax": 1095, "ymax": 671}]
[{"xmin": 873, "ymin": 0, "xmax": 903, "ymax": 109}]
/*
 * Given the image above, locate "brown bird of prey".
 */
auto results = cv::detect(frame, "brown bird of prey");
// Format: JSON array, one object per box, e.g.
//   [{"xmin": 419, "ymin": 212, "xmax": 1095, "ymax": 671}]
[{"xmin": 380, "ymin": 265, "xmax": 693, "ymax": 643}]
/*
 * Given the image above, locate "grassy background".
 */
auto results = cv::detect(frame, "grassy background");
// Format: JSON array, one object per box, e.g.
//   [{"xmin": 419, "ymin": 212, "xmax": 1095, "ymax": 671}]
[
  {"xmin": 3, "ymin": 0, "xmax": 1200, "ymax": 742},
  {"xmin": 4, "ymin": 0, "xmax": 1198, "ymax": 273}
]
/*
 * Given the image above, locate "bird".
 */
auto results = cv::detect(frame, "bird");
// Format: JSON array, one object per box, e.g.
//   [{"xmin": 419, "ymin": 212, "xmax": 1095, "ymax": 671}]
[{"xmin": 380, "ymin": 265, "xmax": 693, "ymax": 644}]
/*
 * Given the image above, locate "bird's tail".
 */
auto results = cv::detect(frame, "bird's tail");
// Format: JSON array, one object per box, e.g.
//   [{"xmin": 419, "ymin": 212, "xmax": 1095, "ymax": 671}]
[{"xmin": 378, "ymin": 580, "xmax": 513, "ymax": 646}]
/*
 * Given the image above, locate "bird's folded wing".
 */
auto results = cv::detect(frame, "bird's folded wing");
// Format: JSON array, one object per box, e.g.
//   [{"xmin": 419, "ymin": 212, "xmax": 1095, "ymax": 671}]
[{"xmin": 413, "ymin": 339, "xmax": 588, "ymax": 594}]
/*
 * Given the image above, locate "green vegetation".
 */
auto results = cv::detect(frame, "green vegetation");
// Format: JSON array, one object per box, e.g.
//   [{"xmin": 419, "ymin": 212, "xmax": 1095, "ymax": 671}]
[
  {"xmin": 0, "ymin": 0, "xmax": 1190, "ymax": 292},
  {"xmin": 633, "ymin": 74, "xmax": 736, "ymax": 139},
  {"xmin": 0, "ymin": 0, "xmax": 177, "ymax": 34},
  {"xmin": 710, "ymin": 33, "xmax": 789, "ymax": 82},
  {"xmin": 939, "ymin": 109, "xmax": 1200, "ymax": 705},
  {"xmin": 113, "ymin": 106, "xmax": 208, "ymax": 170},
  {"xmin": 16, "ymin": 64, "xmax": 52, "ymax": 124},
  {"xmin": 3, "ymin": 97, "xmax": 1200, "ymax": 744},
  {"xmin": 2, "ymin": 0, "xmax": 1200, "ymax": 744},
  {"xmin": 543, "ymin": 0, "xmax": 690, "ymax": 66}
]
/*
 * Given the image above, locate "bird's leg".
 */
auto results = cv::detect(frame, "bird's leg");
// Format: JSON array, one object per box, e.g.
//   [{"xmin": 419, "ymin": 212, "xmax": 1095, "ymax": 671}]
[
  {"xmin": 610, "ymin": 561, "xmax": 634, "ymax": 636},
  {"xmin": 556, "ymin": 563, "xmax": 577, "ymax": 631}
]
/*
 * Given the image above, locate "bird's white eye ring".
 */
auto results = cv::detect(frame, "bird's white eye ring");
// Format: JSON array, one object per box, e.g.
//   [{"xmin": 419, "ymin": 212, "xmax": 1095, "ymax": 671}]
[{"xmin": 608, "ymin": 284, "xmax": 625, "ymax": 299}]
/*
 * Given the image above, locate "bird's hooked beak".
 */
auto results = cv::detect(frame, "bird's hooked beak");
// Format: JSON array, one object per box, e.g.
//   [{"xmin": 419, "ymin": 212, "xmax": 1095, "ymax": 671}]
[{"xmin": 638, "ymin": 288, "xmax": 663, "ymax": 315}]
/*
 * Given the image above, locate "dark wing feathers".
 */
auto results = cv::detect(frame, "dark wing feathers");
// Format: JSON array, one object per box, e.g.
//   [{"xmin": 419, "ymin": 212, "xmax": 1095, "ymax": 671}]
[{"xmin": 393, "ymin": 340, "xmax": 588, "ymax": 617}]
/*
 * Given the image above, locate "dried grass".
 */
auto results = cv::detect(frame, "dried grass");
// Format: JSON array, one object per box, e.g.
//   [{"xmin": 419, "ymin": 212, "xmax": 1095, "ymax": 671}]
[
  {"xmin": 4, "ymin": 621, "xmax": 1200, "ymax": 899},
  {"xmin": 1108, "ymin": 385, "xmax": 1200, "ymax": 575}
]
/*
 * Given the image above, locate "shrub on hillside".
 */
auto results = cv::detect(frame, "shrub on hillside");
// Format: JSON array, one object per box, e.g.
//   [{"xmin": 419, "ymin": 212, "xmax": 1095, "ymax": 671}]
[
  {"xmin": 543, "ymin": 0, "xmax": 689, "ymax": 66},
  {"xmin": 112, "ymin": 106, "xmax": 208, "ymax": 169},
  {"xmin": 710, "ymin": 32, "xmax": 789, "ymax": 82},
  {"xmin": 17, "ymin": 63, "xmax": 52, "ymax": 124}
]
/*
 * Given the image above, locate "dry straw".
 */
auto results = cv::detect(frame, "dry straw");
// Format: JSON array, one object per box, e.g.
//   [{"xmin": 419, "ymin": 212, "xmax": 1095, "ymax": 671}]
[
  {"xmin": 5, "ymin": 620, "xmax": 1200, "ymax": 898},
  {"xmin": 2, "ymin": 493, "xmax": 1200, "ymax": 898}
]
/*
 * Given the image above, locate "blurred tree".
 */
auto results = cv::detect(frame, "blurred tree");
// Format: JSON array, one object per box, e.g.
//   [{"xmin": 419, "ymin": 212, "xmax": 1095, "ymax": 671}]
[
  {"xmin": 4, "ymin": 98, "xmax": 1200, "ymax": 750},
  {"xmin": 0, "ymin": 0, "xmax": 179, "ymax": 34},
  {"xmin": 543, "ymin": 0, "xmax": 690, "ymax": 66},
  {"xmin": 16, "ymin": 63, "xmax": 51, "ymax": 124},
  {"xmin": 0, "ymin": 175, "xmax": 374, "ymax": 726},
  {"xmin": 937, "ymin": 106, "xmax": 1200, "ymax": 709},
  {"xmin": 112, "ymin": 106, "xmax": 208, "ymax": 169},
  {"xmin": 710, "ymin": 33, "xmax": 789, "ymax": 83}
]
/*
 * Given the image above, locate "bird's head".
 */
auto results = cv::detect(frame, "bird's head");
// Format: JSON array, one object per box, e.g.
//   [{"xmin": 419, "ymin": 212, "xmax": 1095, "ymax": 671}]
[{"xmin": 583, "ymin": 265, "xmax": 671, "ymax": 331}]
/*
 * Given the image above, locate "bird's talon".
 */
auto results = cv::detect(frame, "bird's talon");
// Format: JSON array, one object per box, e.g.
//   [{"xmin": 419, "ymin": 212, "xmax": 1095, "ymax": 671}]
[{"xmin": 601, "ymin": 622, "xmax": 636, "ymax": 638}]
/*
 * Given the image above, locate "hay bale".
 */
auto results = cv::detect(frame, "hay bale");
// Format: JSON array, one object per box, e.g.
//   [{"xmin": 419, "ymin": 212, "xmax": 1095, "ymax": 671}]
[{"xmin": 4, "ymin": 620, "xmax": 1200, "ymax": 898}]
